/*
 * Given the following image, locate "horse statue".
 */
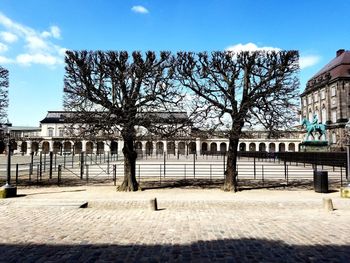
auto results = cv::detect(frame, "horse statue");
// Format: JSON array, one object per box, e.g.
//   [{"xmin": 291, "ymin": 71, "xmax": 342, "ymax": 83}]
[{"xmin": 301, "ymin": 118, "xmax": 326, "ymax": 141}]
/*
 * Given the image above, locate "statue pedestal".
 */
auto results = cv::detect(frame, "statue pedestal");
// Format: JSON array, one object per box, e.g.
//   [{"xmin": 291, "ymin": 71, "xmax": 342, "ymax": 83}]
[{"xmin": 300, "ymin": 141, "xmax": 329, "ymax": 152}]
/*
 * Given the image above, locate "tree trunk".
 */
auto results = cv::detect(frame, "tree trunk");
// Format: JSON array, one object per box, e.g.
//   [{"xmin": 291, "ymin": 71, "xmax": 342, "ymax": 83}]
[
  {"xmin": 223, "ymin": 137, "xmax": 239, "ymax": 192},
  {"xmin": 117, "ymin": 129, "xmax": 139, "ymax": 191}
]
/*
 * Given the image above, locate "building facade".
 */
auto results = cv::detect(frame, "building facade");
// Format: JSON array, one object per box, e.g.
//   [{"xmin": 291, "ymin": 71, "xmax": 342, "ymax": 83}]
[
  {"xmin": 300, "ymin": 49, "xmax": 350, "ymax": 149},
  {"xmin": 1, "ymin": 111, "xmax": 303, "ymax": 155}
]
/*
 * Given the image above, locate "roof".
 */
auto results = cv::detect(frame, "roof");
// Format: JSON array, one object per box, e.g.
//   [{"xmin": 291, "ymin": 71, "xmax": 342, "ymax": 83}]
[
  {"xmin": 302, "ymin": 50, "xmax": 350, "ymax": 95},
  {"xmin": 40, "ymin": 111, "xmax": 189, "ymax": 124}
]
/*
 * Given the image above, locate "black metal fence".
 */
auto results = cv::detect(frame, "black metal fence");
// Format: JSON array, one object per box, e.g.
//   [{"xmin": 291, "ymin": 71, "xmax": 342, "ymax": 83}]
[{"xmin": 0, "ymin": 150, "xmax": 348, "ymax": 188}]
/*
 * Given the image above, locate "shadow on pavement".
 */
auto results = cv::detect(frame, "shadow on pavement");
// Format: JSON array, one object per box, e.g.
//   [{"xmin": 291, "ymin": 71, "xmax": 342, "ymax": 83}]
[{"xmin": 0, "ymin": 238, "xmax": 348, "ymax": 262}]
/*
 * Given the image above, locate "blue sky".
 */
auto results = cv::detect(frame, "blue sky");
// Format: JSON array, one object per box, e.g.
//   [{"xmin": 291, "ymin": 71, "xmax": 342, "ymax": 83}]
[{"xmin": 0, "ymin": 0, "xmax": 349, "ymax": 126}]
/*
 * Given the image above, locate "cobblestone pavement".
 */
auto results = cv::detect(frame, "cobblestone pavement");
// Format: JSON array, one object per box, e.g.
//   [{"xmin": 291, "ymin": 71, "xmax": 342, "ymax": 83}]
[{"xmin": 0, "ymin": 186, "xmax": 350, "ymax": 262}]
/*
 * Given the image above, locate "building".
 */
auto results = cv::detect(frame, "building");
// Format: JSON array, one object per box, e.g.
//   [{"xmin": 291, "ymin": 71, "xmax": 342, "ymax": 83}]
[
  {"xmin": 1, "ymin": 111, "xmax": 303, "ymax": 155},
  {"xmin": 300, "ymin": 49, "xmax": 350, "ymax": 149}
]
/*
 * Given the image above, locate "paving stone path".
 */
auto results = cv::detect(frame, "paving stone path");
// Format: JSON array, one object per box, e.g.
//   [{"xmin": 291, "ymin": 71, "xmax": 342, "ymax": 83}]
[{"xmin": 0, "ymin": 187, "xmax": 350, "ymax": 262}]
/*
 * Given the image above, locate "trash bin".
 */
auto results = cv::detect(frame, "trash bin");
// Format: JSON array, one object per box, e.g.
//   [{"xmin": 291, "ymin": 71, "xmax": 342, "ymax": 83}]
[{"xmin": 313, "ymin": 171, "xmax": 328, "ymax": 193}]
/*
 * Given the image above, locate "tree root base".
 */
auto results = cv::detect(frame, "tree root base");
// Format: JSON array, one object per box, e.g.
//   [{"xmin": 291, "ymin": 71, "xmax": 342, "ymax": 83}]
[{"xmin": 116, "ymin": 183, "xmax": 142, "ymax": 192}]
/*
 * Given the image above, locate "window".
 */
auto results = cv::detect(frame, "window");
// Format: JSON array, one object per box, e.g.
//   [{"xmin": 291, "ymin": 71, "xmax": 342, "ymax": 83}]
[
  {"xmin": 314, "ymin": 92, "xmax": 318, "ymax": 102},
  {"xmin": 58, "ymin": 128, "xmax": 64, "ymax": 137},
  {"xmin": 332, "ymin": 98, "xmax": 337, "ymax": 106},
  {"xmin": 332, "ymin": 132, "xmax": 336, "ymax": 144},
  {"xmin": 331, "ymin": 86, "xmax": 336, "ymax": 96},
  {"xmin": 308, "ymin": 95, "xmax": 312, "ymax": 104},
  {"xmin": 332, "ymin": 111, "xmax": 337, "ymax": 123},
  {"xmin": 321, "ymin": 106, "xmax": 327, "ymax": 123},
  {"xmin": 48, "ymin": 128, "xmax": 54, "ymax": 137},
  {"xmin": 321, "ymin": 89, "xmax": 326, "ymax": 100}
]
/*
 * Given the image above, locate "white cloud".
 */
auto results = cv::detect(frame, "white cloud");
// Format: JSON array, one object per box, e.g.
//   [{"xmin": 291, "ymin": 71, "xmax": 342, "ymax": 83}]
[
  {"xmin": 0, "ymin": 55, "xmax": 13, "ymax": 64},
  {"xmin": 0, "ymin": 31, "xmax": 18, "ymax": 43},
  {"xmin": 16, "ymin": 53, "xmax": 61, "ymax": 66},
  {"xmin": 41, "ymin": 26, "xmax": 61, "ymax": 39},
  {"xmin": 226, "ymin": 42, "xmax": 281, "ymax": 52},
  {"xmin": 131, "ymin": 5, "xmax": 149, "ymax": 14},
  {"xmin": 0, "ymin": 42, "xmax": 8, "ymax": 52},
  {"xmin": 0, "ymin": 12, "xmax": 65, "ymax": 66},
  {"xmin": 299, "ymin": 55, "xmax": 321, "ymax": 69}
]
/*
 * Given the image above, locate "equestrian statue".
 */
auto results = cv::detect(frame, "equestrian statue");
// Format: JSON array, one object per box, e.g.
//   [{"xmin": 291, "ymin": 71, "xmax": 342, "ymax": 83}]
[{"xmin": 301, "ymin": 114, "xmax": 326, "ymax": 141}]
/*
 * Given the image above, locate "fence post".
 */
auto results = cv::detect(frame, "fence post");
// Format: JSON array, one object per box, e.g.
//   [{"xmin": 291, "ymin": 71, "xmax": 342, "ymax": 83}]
[
  {"xmin": 138, "ymin": 164, "xmax": 141, "ymax": 182},
  {"xmin": 72, "ymin": 152, "xmax": 74, "ymax": 168},
  {"xmin": 80, "ymin": 152, "xmax": 84, "ymax": 180},
  {"xmin": 54, "ymin": 153, "xmax": 57, "ymax": 171},
  {"xmin": 262, "ymin": 165, "xmax": 264, "ymax": 185},
  {"xmin": 37, "ymin": 164, "xmax": 39, "ymax": 183},
  {"xmin": 16, "ymin": 164, "xmax": 19, "ymax": 185},
  {"xmin": 43, "ymin": 153, "xmax": 46, "ymax": 172},
  {"xmin": 254, "ymin": 157, "xmax": 256, "ymax": 180},
  {"xmin": 30, "ymin": 152, "xmax": 34, "ymax": 175},
  {"xmin": 210, "ymin": 164, "xmax": 212, "ymax": 182},
  {"xmin": 159, "ymin": 164, "xmax": 162, "ymax": 185},
  {"xmin": 63, "ymin": 153, "xmax": 66, "ymax": 168},
  {"xmin": 193, "ymin": 153, "xmax": 196, "ymax": 179},
  {"xmin": 85, "ymin": 164, "xmax": 89, "ymax": 183},
  {"xmin": 113, "ymin": 164, "xmax": 116, "ymax": 186},
  {"xmin": 163, "ymin": 152, "xmax": 166, "ymax": 178},
  {"xmin": 284, "ymin": 160, "xmax": 287, "ymax": 179},
  {"xmin": 57, "ymin": 164, "xmax": 61, "ymax": 186},
  {"xmin": 39, "ymin": 152, "xmax": 42, "ymax": 179},
  {"xmin": 107, "ymin": 156, "xmax": 110, "ymax": 175},
  {"xmin": 49, "ymin": 151, "xmax": 53, "ymax": 179}
]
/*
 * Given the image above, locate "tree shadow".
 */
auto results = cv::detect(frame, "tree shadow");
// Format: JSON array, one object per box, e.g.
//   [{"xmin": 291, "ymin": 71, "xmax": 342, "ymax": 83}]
[{"xmin": 0, "ymin": 238, "xmax": 348, "ymax": 262}]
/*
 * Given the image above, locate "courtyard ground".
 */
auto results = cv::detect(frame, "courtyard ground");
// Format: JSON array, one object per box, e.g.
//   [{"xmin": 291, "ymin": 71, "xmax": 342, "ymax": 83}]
[{"xmin": 0, "ymin": 185, "xmax": 349, "ymax": 262}]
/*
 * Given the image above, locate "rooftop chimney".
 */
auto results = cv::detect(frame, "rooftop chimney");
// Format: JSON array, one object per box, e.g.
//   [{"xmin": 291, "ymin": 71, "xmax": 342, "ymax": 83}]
[{"xmin": 336, "ymin": 49, "xmax": 345, "ymax": 57}]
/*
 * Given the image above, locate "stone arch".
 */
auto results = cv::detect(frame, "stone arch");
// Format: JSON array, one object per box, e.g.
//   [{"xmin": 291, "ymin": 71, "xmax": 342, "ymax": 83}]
[
  {"xmin": 156, "ymin": 141, "xmax": 164, "ymax": 155},
  {"xmin": 269, "ymin": 143, "xmax": 276, "ymax": 152},
  {"xmin": 239, "ymin": 143, "xmax": 246, "ymax": 152},
  {"xmin": 86, "ymin": 141, "xmax": 93, "ymax": 154},
  {"xmin": 21, "ymin": 141, "xmax": 28, "ymax": 154},
  {"xmin": 64, "ymin": 141, "xmax": 72, "ymax": 154},
  {"xmin": 201, "ymin": 142, "xmax": 208, "ymax": 154},
  {"xmin": 42, "ymin": 141, "xmax": 50, "ymax": 154},
  {"xmin": 210, "ymin": 142, "xmax": 217, "ymax": 154},
  {"xmin": 31, "ymin": 141, "xmax": 39, "ymax": 154},
  {"xmin": 110, "ymin": 141, "xmax": 118, "ymax": 154},
  {"xmin": 220, "ymin": 142, "xmax": 227, "ymax": 154},
  {"xmin": 167, "ymin": 141, "xmax": 175, "ymax": 155},
  {"xmin": 146, "ymin": 141, "xmax": 153, "ymax": 155},
  {"xmin": 96, "ymin": 141, "xmax": 104, "ymax": 154},
  {"xmin": 249, "ymin": 143, "xmax": 256, "ymax": 151},
  {"xmin": 53, "ymin": 141, "xmax": 62, "ymax": 154},
  {"xmin": 288, "ymin": 143, "xmax": 295, "ymax": 152},
  {"xmin": 279, "ymin": 143, "xmax": 286, "ymax": 152},
  {"xmin": 188, "ymin": 142, "xmax": 196, "ymax": 154},
  {"xmin": 178, "ymin": 142, "xmax": 186, "ymax": 155},
  {"xmin": 74, "ymin": 141, "xmax": 82, "ymax": 154},
  {"xmin": 259, "ymin": 143, "xmax": 266, "ymax": 152}
]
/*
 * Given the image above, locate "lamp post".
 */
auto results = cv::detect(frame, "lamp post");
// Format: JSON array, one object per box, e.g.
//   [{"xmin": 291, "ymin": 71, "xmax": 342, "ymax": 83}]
[{"xmin": 0, "ymin": 123, "xmax": 17, "ymax": 198}]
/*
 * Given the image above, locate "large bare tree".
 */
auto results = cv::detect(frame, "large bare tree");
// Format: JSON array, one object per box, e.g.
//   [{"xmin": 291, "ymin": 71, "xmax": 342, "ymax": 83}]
[
  {"xmin": 176, "ymin": 51, "xmax": 299, "ymax": 191},
  {"xmin": 0, "ymin": 66, "xmax": 9, "ymax": 125},
  {"xmin": 64, "ymin": 51, "xmax": 185, "ymax": 191}
]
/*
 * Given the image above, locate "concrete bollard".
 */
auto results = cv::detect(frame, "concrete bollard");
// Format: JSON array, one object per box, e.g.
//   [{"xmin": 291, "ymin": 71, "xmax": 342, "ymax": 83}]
[
  {"xmin": 150, "ymin": 198, "xmax": 158, "ymax": 211},
  {"xmin": 323, "ymin": 198, "xmax": 334, "ymax": 212}
]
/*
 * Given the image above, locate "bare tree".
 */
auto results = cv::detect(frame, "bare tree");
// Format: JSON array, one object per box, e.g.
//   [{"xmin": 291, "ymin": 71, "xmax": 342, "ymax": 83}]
[
  {"xmin": 64, "ymin": 51, "xmax": 186, "ymax": 191},
  {"xmin": 176, "ymin": 51, "xmax": 299, "ymax": 191},
  {"xmin": 0, "ymin": 66, "xmax": 9, "ymax": 125}
]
